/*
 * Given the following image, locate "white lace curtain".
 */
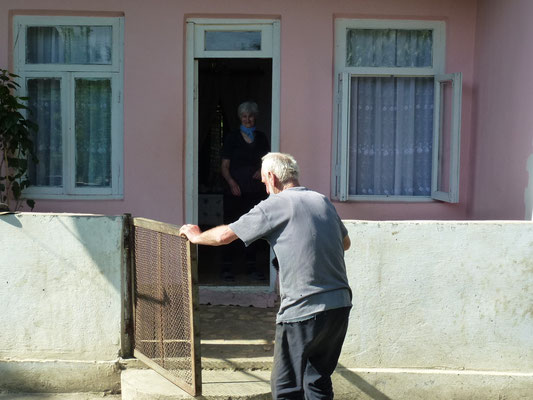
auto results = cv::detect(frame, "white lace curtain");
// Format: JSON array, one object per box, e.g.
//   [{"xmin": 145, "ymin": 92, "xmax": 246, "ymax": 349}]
[
  {"xmin": 26, "ymin": 26, "xmax": 112, "ymax": 65},
  {"xmin": 27, "ymin": 78, "xmax": 62, "ymax": 186},
  {"xmin": 74, "ymin": 79, "xmax": 111, "ymax": 187},
  {"xmin": 346, "ymin": 29, "xmax": 434, "ymax": 196},
  {"xmin": 26, "ymin": 25, "xmax": 112, "ymax": 188}
]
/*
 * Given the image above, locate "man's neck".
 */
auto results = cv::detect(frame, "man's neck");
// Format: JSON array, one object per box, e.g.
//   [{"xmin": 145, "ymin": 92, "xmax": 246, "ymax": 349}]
[{"xmin": 281, "ymin": 180, "xmax": 300, "ymax": 191}]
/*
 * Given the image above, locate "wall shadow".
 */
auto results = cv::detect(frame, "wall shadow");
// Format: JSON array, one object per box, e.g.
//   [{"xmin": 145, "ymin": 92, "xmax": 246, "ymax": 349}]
[{"xmin": 336, "ymin": 364, "xmax": 393, "ymax": 400}]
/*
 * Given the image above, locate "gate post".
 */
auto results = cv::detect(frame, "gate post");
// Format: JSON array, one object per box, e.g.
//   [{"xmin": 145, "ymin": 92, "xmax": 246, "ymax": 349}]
[{"xmin": 122, "ymin": 213, "xmax": 135, "ymax": 358}]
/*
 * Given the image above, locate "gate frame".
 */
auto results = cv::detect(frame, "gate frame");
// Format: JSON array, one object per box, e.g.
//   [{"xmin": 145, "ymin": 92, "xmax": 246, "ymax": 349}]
[{"xmin": 130, "ymin": 217, "xmax": 202, "ymax": 396}]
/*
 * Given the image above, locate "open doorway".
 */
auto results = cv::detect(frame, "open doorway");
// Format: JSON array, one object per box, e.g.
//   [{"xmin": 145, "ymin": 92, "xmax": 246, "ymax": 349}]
[{"xmin": 197, "ymin": 58, "xmax": 272, "ymax": 286}]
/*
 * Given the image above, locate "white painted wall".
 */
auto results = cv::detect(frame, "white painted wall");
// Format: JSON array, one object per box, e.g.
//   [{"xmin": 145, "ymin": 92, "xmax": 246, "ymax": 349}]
[
  {"xmin": 341, "ymin": 220, "xmax": 533, "ymax": 372},
  {"xmin": 2, "ymin": 214, "xmax": 532, "ymax": 395},
  {"xmin": 0, "ymin": 213, "xmax": 126, "ymax": 392}
]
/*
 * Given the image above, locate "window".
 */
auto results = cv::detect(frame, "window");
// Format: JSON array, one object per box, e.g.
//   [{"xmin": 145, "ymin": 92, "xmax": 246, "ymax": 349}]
[
  {"xmin": 13, "ymin": 16, "xmax": 124, "ymax": 199},
  {"xmin": 193, "ymin": 21, "xmax": 274, "ymax": 58},
  {"xmin": 333, "ymin": 19, "xmax": 461, "ymax": 202}
]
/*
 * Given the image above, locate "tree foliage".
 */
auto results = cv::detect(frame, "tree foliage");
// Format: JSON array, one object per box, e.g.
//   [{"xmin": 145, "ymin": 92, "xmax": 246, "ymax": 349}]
[{"xmin": 0, "ymin": 69, "xmax": 38, "ymax": 211}]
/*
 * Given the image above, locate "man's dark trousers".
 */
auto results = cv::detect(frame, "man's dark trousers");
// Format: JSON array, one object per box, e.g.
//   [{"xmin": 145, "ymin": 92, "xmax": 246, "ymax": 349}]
[{"xmin": 271, "ymin": 306, "xmax": 351, "ymax": 400}]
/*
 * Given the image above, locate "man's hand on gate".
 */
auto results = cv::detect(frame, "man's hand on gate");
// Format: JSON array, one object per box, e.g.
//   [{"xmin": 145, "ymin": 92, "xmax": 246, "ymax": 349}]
[{"xmin": 179, "ymin": 224, "xmax": 202, "ymax": 242}]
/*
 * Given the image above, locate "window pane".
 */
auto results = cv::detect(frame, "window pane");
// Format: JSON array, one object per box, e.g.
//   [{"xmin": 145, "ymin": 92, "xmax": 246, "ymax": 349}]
[
  {"xmin": 349, "ymin": 76, "xmax": 434, "ymax": 196},
  {"xmin": 75, "ymin": 79, "xmax": 111, "ymax": 188},
  {"xmin": 204, "ymin": 31, "xmax": 261, "ymax": 51},
  {"xmin": 27, "ymin": 78, "xmax": 63, "ymax": 187},
  {"xmin": 26, "ymin": 26, "xmax": 112, "ymax": 64},
  {"xmin": 346, "ymin": 29, "xmax": 432, "ymax": 67}
]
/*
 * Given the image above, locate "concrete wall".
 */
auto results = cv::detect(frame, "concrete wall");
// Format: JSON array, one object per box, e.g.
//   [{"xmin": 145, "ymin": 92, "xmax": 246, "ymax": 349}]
[
  {"xmin": 470, "ymin": 0, "xmax": 533, "ymax": 220},
  {"xmin": 0, "ymin": 0, "xmax": 478, "ymax": 222},
  {"xmin": 340, "ymin": 220, "xmax": 533, "ymax": 398},
  {"xmin": 3, "ymin": 214, "xmax": 532, "ymax": 397},
  {"xmin": 0, "ymin": 213, "xmax": 127, "ymax": 393}
]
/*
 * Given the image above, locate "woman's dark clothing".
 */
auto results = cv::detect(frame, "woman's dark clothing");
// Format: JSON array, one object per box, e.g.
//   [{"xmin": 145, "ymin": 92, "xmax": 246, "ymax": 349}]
[
  {"xmin": 222, "ymin": 130, "xmax": 270, "ymax": 195},
  {"xmin": 221, "ymin": 129, "xmax": 270, "ymax": 280}
]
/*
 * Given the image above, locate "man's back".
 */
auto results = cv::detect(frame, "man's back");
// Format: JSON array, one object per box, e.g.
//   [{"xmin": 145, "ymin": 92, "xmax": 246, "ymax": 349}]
[{"xmin": 230, "ymin": 187, "xmax": 352, "ymax": 323}]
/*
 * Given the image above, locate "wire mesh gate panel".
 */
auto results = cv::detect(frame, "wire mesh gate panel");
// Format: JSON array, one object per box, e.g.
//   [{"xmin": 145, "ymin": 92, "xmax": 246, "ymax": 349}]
[{"xmin": 132, "ymin": 217, "xmax": 201, "ymax": 396}]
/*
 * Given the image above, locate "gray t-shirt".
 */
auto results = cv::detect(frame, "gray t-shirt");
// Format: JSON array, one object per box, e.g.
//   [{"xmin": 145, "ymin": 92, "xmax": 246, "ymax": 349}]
[{"xmin": 229, "ymin": 187, "xmax": 352, "ymax": 323}]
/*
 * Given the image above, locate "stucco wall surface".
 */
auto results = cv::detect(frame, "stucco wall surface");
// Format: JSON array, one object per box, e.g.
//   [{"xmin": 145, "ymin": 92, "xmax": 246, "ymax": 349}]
[
  {"xmin": 0, "ymin": 0, "xmax": 477, "ymax": 222},
  {"xmin": 341, "ymin": 220, "xmax": 533, "ymax": 372},
  {"xmin": 471, "ymin": 0, "xmax": 533, "ymax": 219},
  {"xmin": 0, "ymin": 213, "xmax": 124, "ymax": 361}
]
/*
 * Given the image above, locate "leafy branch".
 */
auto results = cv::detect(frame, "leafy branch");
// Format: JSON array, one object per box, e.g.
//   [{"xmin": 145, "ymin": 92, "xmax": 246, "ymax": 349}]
[{"xmin": 0, "ymin": 69, "xmax": 38, "ymax": 211}]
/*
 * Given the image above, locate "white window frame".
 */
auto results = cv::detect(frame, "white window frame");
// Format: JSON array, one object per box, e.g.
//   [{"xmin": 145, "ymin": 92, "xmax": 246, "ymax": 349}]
[
  {"xmin": 432, "ymin": 73, "xmax": 462, "ymax": 202},
  {"xmin": 13, "ymin": 15, "xmax": 124, "ymax": 199},
  {"xmin": 193, "ymin": 20, "xmax": 273, "ymax": 58},
  {"xmin": 333, "ymin": 19, "xmax": 462, "ymax": 203}
]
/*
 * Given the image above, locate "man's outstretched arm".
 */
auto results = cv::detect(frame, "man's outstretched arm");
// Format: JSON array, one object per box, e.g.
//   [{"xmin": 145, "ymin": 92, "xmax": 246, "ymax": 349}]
[{"xmin": 179, "ymin": 224, "xmax": 238, "ymax": 246}]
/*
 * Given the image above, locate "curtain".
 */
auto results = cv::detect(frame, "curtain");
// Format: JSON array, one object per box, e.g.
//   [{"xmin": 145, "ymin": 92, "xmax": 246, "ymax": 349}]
[
  {"xmin": 75, "ymin": 79, "xmax": 111, "ymax": 187},
  {"xmin": 27, "ymin": 78, "xmax": 62, "ymax": 187},
  {"xmin": 348, "ymin": 77, "xmax": 434, "ymax": 196},
  {"xmin": 346, "ymin": 28, "xmax": 434, "ymax": 196},
  {"xmin": 347, "ymin": 28, "xmax": 433, "ymax": 68},
  {"xmin": 26, "ymin": 26, "xmax": 112, "ymax": 65}
]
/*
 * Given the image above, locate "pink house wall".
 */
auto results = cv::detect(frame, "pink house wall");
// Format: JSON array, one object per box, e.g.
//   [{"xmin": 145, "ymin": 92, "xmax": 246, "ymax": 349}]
[
  {"xmin": 470, "ymin": 0, "xmax": 533, "ymax": 220},
  {"xmin": 0, "ymin": 0, "xmax": 478, "ymax": 224}
]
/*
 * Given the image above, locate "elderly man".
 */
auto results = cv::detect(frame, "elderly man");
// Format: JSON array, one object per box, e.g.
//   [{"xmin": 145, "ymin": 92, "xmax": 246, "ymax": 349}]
[{"xmin": 179, "ymin": 152, "xmax": 352, "ymax": 400}]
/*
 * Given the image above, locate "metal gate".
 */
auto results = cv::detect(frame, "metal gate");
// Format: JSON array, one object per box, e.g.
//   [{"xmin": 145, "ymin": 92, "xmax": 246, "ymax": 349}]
[{"xmin": 131, "ymin": 217, "xmax": 201, "ymax": 396}]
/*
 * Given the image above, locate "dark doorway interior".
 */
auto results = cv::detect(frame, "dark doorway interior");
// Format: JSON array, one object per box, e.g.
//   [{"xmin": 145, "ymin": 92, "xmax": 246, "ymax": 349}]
[{"xmin": 197, "ymin": 58, "xmax": 272, "ymax": 286}]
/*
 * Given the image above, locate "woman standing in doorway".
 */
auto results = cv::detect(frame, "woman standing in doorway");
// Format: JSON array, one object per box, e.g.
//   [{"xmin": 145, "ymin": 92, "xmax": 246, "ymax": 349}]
[{"xmin": 221, "ymin": 101, "xmax": 270, "ymax": 282}]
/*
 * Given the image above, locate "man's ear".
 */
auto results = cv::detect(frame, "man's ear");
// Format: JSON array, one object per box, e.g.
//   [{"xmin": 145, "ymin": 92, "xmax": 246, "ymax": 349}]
[{"xmin": 271, "ymin": 173, "xmax": 282, "ymax": 189}]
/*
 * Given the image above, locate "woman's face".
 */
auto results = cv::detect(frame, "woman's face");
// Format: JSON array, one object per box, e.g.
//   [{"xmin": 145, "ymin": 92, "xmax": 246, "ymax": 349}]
[{"xmin": 240, "ymin": 112, "xmax": 256, "ymax": 129}]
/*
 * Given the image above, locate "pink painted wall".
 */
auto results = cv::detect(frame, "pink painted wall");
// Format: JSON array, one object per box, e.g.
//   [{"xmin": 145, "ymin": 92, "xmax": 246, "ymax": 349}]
[
  {"xmin": 469, "ymin": 0, "xmax": 533, "ymax": 220},
  {"xmin": 0, "ymin": 0, "xmax": 478, "ymax": 224}
]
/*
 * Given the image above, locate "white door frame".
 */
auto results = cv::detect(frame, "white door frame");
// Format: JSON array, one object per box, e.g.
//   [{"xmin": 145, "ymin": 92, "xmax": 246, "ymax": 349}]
[{"xmin": 184, "ymin": 18, "xmax": 281, "ymax": 290}]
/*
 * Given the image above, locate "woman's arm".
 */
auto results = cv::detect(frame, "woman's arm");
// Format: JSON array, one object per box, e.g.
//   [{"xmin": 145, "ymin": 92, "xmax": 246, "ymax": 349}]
[{"xmin": 221, "ymin": 158, "xmax": 241, "ymax": 196}]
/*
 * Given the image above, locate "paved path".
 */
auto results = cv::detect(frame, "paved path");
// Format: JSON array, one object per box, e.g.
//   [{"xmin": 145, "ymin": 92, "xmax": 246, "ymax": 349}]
[{"xmin": 200, "ymin": 304, "xmax": 277, "ymax": 369}]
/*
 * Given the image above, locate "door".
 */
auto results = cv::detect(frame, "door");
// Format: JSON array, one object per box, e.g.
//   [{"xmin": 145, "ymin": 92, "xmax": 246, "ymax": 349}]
[
  {"xmin": 185, "ymin": 19, "xmax": 280, "ymax": 291},
  {"xmin": 197, "ymin": 58, "xmax": 272, "ymax": 286}
]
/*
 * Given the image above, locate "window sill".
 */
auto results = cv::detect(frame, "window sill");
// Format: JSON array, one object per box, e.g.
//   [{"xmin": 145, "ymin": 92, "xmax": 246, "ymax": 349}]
[
  {"xmin": 23, "ymin": 194, "xmax": 124, "ymax": 201},
  {"xmin": 335, "ymin": 195, "xmax": 436, "ymax": 203}
]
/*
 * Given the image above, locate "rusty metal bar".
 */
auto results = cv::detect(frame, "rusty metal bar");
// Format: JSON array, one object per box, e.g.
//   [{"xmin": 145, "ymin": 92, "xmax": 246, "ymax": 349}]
[
  {"xmin": 133, "ymin": 350, "xmax": 198, "ymax": 395},
  {"xmin": 188, "ymin": 240, "xmax": 202, "ymax": 395},
  {"xmin": 133, "ymin": 217, "xmax": 181, "ymax": 236},
  {"xmin": 157, "ymin": 232, "xmax": 164, "ymax": 368}
]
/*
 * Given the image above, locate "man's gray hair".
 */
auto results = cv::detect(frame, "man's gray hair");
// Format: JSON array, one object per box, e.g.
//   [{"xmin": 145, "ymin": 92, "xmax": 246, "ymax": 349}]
[
  {"xmin": 238, "ymin": 101, "xmax": 259, "ymax": 117},
  {"xmin": 262, "ymin": 152, "xmax": 299, "ymax": 185}
]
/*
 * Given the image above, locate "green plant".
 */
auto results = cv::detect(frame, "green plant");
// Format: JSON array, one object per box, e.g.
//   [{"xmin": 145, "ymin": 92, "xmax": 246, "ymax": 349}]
[{"xmin": 0, "ymin": 69, "xmax": 38, "ymax": 211}]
